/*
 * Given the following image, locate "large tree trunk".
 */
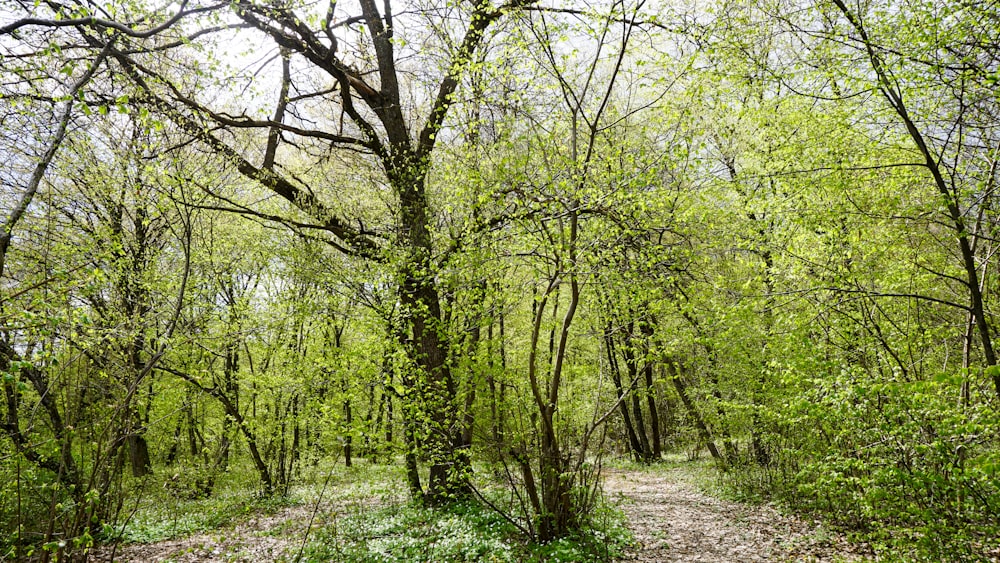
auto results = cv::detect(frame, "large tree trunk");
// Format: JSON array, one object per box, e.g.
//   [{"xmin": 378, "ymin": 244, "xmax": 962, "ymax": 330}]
[
  {"xmin": 127, "ymin": 429, "xmax": 152, "ymax": 478},
  {"xmin": 394, "ymin": 163, "xmax": 469, "ymax": 504}
]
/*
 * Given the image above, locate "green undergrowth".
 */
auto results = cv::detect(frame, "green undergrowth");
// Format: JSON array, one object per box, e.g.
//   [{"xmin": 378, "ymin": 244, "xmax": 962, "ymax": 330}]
[
  {"xmin": 715, "ymin": 377, "xmax": 1000, "ymax": 562},
  {"xmin": 299, "ymin": 495, "xmax": 632, "ymax": 563},
  {"xmin": 119, "ymin": 493, "xmax": 297, "ymax": 544},
  {"xmin": 116, "ymin": 480, "xmax": 298, "ymax": 544},
  {"xmin": 111, "ymin": 458, "xmax": 632, "ymax": 562},
  {"xmin": 299, "ymin": 458, "xmax": 633, "ymax": 562},
  {"xmin": 116, "ymin": 458, "xmax": 409, "ymax": 544}
]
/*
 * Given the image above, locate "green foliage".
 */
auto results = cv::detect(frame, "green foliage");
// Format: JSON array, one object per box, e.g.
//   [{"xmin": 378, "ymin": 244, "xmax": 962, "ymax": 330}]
[
  {"xmin": 521, "ymin": 500, "xmax": 634, "ymax": 563},
  {"xmin": 111, "ymin": 462, "xmax": 297, "ymax": 544}
]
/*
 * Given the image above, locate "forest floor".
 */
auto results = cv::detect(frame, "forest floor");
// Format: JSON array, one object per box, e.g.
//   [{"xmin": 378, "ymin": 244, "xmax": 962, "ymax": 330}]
[
  {"xmin": 91, "ymin": 461, "xmax": 870, "ymax": 562},
  {"xmin": 603, "ymin": 466, "xmax": 870, "ymax": 562}
]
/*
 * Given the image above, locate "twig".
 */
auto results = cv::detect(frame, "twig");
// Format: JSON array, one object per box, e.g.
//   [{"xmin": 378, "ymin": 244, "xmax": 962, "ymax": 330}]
[{"xmin": 294, "ymin": 458, "xmax": 340, "ymax": 562}]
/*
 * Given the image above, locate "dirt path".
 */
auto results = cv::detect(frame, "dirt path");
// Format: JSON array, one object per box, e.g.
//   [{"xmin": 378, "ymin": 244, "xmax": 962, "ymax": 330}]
[{"xmin": 603, "ymin": 468, "xmax": 869, "ymax": 562}]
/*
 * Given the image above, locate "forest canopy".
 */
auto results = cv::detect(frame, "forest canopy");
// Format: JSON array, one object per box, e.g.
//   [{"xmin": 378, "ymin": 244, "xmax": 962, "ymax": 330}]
[{"xmin": 2, "ymin": 0, "xmax": 999, "ymax": 559}]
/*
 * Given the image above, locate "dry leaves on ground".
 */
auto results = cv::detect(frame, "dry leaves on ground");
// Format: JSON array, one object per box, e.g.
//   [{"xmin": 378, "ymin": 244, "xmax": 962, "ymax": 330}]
[{"xmin": 603, "ymin": 468, "xmax": 872, "ymax": 562}]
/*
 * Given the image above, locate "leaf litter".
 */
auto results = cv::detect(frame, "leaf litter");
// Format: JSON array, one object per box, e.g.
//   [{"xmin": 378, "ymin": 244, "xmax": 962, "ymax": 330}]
[{"xmin": 603, "ymin": 467, "xmax": 872, "ymax": 562}]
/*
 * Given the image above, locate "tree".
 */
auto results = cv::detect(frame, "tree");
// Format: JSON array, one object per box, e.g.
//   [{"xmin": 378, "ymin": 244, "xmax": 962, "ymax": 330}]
[
  {"xmin": 824, "ymin": 0, "xmax": 1000, "ymax": 398},
  {"xmin": 1, "ymin": 0, "xmax": 549, "ymax": 503}
]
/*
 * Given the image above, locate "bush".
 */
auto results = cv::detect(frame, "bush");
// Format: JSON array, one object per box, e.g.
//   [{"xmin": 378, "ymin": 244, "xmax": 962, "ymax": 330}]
[{"xmin": 725, "ymin": 369, "xmax": 1000, "ymax": 562}]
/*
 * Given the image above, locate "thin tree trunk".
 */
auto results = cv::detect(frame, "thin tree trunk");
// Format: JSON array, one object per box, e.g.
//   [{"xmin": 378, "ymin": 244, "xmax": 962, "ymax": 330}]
[
  {"xmin": 163, "ymin": 367, "xmax": 273, "ymax": 494},
  {"xmin": 622, "ymin": 325, "xmax": 652, "ymax": 461},
  {"xmin": 666, "ymin": 359, "xmax": 724, "ymax": 463},
  {"xmin": 641, "ymin": 323, "xmax": 661, "ymax": 459},
  {"xmin": 604, "ymin": 327, "xmax": 643, "ymax": 459},
  {"xmin": 344, "ymin": 394, "xmax": 353, "ymax": 468}
]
